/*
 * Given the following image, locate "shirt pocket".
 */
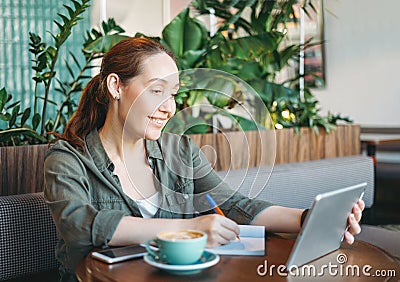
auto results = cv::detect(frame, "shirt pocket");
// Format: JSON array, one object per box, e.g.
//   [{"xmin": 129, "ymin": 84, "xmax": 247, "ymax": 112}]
[{"xmin": 164, "ymin": 178, "xmax": 195, "ymax": 214}]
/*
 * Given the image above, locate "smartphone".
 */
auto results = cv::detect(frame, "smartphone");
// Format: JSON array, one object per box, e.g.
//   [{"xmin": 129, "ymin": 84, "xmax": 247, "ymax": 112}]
[{"xmin": 91, "ymin": 244, "xmax": 147, "ymax": 264}]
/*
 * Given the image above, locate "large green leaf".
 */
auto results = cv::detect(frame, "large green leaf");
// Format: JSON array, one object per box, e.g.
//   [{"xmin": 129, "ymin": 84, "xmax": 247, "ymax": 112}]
[
  {"xmin": 21, "ymin": 108, "xmax": 31, "ymax": 126},
  {"xmin": 162, "ymin": 8, "xmax": 208, "ymax": 58},
  {"xmin": 186, "ymin": 90, "xmax": 205, "ymax": 107},
  {"xmin": 83, "ymin": 34, "xmax": 130, "ymax": 54},
  {"xmin": 192, "ymin": 0, "xmax": 256, "ymax": 35},
  {"xmin": 0, "ymin": 87, "xmax": 8, "ymax": 112},
  {"xmin": 232, "ymin": 33, "xmax": 277, "ymax": 57},
  {"xmin": 203, "ymin": 77, "xmax": 236, "ymax": 108},
  {"xmin": 163, "ymin": 112, "xmax": 210, "ymax": 135},
  {"xmin": 256, "ymin": 82, "xmax": 298, "ymax": 106},
  {"xmin": 229, "ymin": 113, "xmax": 264, "ymax": 131},
  {"xmin": 0, "ymin": 127, "xmax": 47, "ymax": 144},
  {"xmin": 179, "ymin": 50, "xmax": 206, "ymax": 69}
]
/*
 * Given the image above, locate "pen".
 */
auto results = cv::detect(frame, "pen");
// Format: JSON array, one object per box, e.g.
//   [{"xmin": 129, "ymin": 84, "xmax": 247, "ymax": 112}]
[
  {"xmin": 205, "ymin": 193, "xmax": 225, "ymax": 216},
  {"xmin": 205, "ymin": 193, "xmax": 240, "ymax": 240}
]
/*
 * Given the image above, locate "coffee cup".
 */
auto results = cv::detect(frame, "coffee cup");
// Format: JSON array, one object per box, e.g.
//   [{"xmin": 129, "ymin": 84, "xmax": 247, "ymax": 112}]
[{"xmin": 145, "ymin": 230, "xmax": 207, "ymax": 265}]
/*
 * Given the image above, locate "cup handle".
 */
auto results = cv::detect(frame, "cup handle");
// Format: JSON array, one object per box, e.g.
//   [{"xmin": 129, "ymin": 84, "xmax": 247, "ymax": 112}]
[{"xmin": 145, "ymin": 239, "xmax": 160, "ymax": 259}]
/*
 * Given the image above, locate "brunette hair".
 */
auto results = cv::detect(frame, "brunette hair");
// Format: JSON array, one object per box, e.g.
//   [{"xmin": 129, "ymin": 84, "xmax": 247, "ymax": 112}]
[{"xmin": 58, "ymin": 37, "xmax": 175, "ymax": 151}]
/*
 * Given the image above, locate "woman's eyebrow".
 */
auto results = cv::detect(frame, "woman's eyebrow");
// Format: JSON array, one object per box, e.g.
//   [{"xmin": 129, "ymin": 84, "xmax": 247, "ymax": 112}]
[
  {"xmin": 147, "ymin": 78, "xmax": 179, "ymax": 88},
  {"xmin": 147, "ymin": 78, "xmax": 166, "ymax": 83}
]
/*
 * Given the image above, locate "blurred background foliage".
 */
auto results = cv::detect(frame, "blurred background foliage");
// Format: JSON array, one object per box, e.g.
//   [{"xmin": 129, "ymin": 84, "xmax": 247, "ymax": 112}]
[
  {"xmin": 143, "ymin": 0, "xmax": 352, "ymax": 135},
  {"xmin": 0, "ymin": 0, "xmax": 351, "ymax": 146}
]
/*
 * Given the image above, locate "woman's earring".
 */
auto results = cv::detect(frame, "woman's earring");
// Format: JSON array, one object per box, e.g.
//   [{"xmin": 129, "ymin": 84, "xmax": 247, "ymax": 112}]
[{"xmin": 114, "ymin": 95, "xmax": 120, "ymax": 100}]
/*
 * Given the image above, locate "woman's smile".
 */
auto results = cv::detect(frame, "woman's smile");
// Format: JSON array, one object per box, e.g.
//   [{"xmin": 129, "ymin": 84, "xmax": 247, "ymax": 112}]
[{"xmin": 147, "ymin": 116, "xmax": 168, "ymax": 128}]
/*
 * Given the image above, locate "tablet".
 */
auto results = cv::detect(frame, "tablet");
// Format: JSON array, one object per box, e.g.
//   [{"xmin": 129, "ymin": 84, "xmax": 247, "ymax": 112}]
[{"xmin": 286, "ymin": 182, "xmax": 367, "ymax": 269}]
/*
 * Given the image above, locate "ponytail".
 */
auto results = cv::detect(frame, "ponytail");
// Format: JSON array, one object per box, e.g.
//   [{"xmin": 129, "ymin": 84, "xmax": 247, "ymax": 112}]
[{"xmin": 60, "ymin": 74, "xmax": 109, "ymax": 151}]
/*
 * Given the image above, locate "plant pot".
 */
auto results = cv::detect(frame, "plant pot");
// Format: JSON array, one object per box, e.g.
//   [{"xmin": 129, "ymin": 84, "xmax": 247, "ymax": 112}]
[
  {"xmin": 189, "ymin": 124, "xmax": 361, "ymax": 171},
  {"xmin": 0, "ymin": 144, "xmax": 48, "ymax": 195},
  {"xmin": 275, "ymin": 124, "xmax": 361, "ymax": 165}
]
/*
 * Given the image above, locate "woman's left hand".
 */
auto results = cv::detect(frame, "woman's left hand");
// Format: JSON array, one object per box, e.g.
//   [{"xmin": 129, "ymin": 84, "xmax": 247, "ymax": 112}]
[{"xmin": 343, "ymin": 199, "xmax": 365, "ymax": 244}]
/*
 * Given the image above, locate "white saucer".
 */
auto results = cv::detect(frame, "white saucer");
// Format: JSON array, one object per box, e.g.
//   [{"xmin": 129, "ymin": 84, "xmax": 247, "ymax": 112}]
[{"xmin": 143, "ymin": 250, "xmax": 220, "ymax": 274}]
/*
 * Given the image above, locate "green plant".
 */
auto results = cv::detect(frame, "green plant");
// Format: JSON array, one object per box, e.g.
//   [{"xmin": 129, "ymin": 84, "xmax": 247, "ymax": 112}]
[
  {"xmin": 139, "ymin": 5, "xmax": 259, "ymax": 134},
  {"xmin": 0, "ymin": 1, "xmax": 128, "ymax": 146},
  {"xmin": 140, "ymin": 0, "xmax": 352, "ymax": 134}
]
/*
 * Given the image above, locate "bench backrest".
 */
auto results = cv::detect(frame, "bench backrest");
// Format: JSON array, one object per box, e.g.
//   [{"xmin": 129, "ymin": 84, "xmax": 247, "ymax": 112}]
[
  {"xmin": 0, "ymin": 193, "xmax": 59, "ymax": 280},
  {"xmin": 217, "ymin": 155, "xmax": 374, "ymax": 209}
]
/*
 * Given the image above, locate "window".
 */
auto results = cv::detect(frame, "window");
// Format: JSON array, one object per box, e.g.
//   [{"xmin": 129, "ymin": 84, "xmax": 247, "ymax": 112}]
[{"xmin": 0, "ymin": 0, "xmax": 91, "ymax": 116}]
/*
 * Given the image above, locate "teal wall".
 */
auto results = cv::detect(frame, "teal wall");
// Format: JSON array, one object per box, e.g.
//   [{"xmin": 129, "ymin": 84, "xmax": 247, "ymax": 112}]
[{"xmin": 0, "ymin": 0, "xmax": 91, "ymax": 119}]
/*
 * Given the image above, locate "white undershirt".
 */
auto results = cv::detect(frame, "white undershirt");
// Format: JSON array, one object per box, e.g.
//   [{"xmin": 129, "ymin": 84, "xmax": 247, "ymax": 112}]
[{"xmin": 134, "ymin": 192, "xmax": 160, "ymax": 218}]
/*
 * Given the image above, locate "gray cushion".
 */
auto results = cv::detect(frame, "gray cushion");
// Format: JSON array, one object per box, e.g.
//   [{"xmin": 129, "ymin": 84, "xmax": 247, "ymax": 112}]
[
  {"xmin": 217, "ymin": 155, "xmax": 374, "ymax": 209},
  {"xmin": 0, "ymin": 193, "xmax": 59, "ymax": 281}
]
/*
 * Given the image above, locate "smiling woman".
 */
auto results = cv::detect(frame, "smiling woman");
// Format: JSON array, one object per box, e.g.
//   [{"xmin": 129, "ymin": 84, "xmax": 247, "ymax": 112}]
[
  {"xmin": 119, "ymin": 54, "xmax": 179, "ymax": 141},
  {"xmin": 56, "ymin": 37, "xmax": 177, "ymax": 151},
  {"xmin": 43, "ymin": 37, "xmax": 364, "ymax": 282}
]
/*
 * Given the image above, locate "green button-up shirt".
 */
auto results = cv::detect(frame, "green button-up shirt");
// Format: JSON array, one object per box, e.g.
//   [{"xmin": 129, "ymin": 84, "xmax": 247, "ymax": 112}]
[{"xmin": 44, "ymin": 130, "xmax": 273, "ymax": 280}]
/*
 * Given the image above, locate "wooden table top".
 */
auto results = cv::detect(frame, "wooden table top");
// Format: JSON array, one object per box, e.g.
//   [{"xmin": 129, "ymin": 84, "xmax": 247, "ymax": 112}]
[
  {"xmin": 76, "ymin": 235, "xmax": 399, "ymax": 282},
  {"xmin": 360, "ymin": 133, "xmax": 400, "ymax": 145}
]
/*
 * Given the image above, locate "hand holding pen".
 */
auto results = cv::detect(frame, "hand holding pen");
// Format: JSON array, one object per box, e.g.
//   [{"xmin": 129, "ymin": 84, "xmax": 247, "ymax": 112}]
[{"xmin": 205, "ymin": 193, "xmax": 241, "ymax": 240}]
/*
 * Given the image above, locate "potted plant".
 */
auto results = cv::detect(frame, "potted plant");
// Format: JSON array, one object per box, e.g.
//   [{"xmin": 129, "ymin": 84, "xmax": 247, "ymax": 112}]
[{"xmin": 136, "ymin": 0, "xmax": 359, "ymax": 169}]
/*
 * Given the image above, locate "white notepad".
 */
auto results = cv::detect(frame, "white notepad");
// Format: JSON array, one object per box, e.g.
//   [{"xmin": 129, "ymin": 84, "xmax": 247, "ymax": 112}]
[{"xmin": 207, "ymin": 225, "xmax": 265, "ymax": 256}]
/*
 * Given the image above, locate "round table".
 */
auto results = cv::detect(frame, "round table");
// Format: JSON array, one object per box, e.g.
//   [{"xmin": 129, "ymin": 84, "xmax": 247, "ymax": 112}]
[{"xmin": 76, "ymin": 236, "xmax": 399, "ymax": 282}]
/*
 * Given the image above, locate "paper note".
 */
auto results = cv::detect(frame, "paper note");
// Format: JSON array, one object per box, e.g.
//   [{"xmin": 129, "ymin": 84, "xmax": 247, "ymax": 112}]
[{"xmin": 206, "ymin": 225, "xmax": 265, "ymax": 256}]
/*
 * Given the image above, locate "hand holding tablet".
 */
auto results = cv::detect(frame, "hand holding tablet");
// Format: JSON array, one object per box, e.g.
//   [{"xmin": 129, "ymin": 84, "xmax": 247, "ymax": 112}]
[{"xmin": 286, "ymin": 182, "xmax": 367, "ymax": 269}]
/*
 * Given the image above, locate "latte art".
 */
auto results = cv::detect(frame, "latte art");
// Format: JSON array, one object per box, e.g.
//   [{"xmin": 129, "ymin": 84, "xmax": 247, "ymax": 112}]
[
  {"xmin": 159, "ymin": 230, "xmax": 204, "ymax": 240},
  {"xmin": 146, "ymin": 229, "xmax": 207, "ymax": 264}
]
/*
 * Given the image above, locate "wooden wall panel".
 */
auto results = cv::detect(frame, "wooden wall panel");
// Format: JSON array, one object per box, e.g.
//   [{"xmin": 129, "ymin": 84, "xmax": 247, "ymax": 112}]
[
  {"xmin": 1, "ymin": 125, "xmax": 360, "ymax": 195},
  {"xmin": 190, "ymin": 124, "xmax": 361, "ymax": 169},
  {"xmin": 0, "ymin": 144, "xmax": 48, "ymax": 195}
]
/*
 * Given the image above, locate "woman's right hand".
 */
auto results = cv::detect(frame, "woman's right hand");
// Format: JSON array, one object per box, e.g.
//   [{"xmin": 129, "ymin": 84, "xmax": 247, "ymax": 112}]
[{"xmin": 189, "ymin": 214, "xmax": 240, "ymax": 247}]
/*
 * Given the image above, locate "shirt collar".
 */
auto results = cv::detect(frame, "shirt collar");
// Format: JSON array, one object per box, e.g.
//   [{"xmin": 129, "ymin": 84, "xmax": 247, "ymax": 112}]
[
  {"xmin": 86, "ymin": 129, "xmax": 113, "ymax": 172},
  {"xmin": 86, "ymin": 129, "xmax": 164, "ymax": 171},
  {"xmin": 145, "ymin": 138, "xmax": 164, "ymax": 160}
]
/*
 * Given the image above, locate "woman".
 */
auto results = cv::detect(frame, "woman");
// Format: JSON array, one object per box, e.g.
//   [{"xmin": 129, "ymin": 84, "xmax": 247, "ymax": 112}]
[{"xmin": 44, "ymin": 37, "xmax": 364, "ymax": 281}]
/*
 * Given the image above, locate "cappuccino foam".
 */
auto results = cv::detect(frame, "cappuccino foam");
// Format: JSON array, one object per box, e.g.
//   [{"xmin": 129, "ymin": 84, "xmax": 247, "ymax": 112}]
[{"xmin": 159, "ymin": 230, "xmax": 203, "ymax": 240}]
